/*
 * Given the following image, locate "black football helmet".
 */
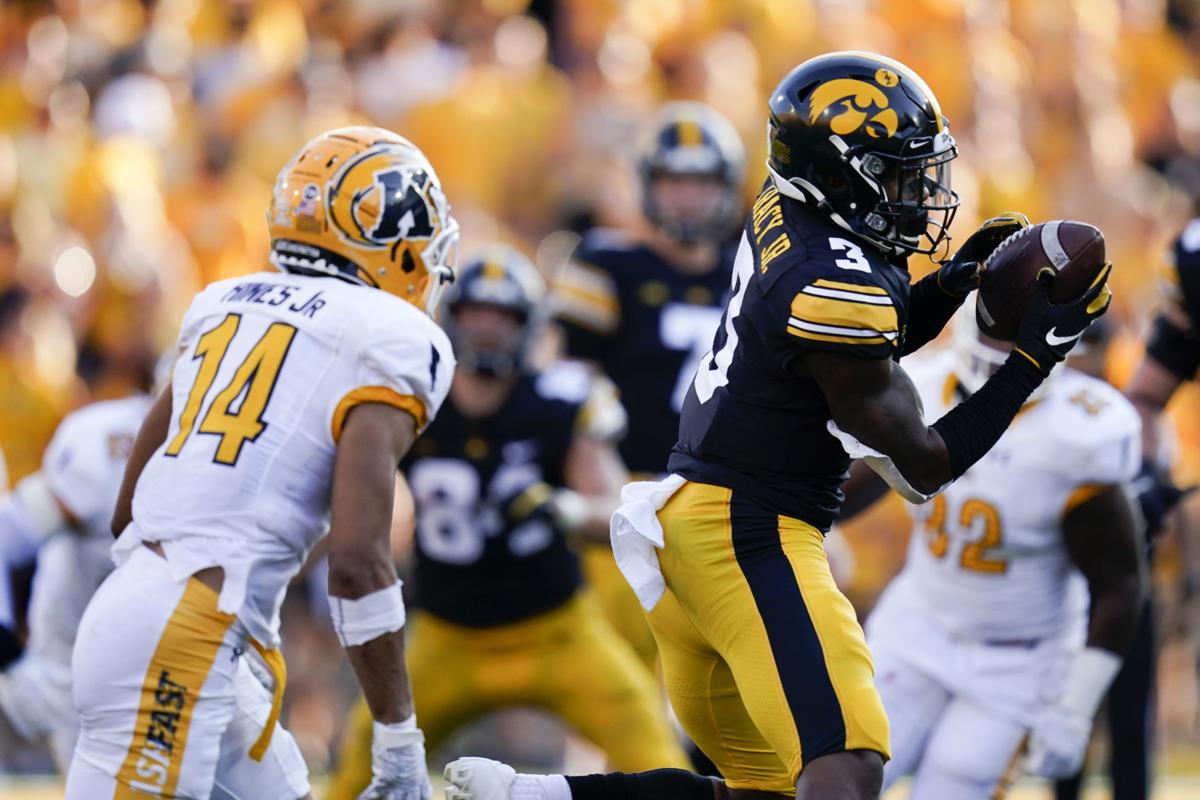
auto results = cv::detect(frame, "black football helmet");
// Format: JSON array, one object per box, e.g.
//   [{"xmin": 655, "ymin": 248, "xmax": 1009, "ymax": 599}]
[
  {"xmin": 767, "ymin": 51, "xmax": 959, "ymax": 257},
  {"xmin": 639, "ymin": 102, "xmax": 746, "ymax": 243},
  {"xmin": 440, "ymin": 246, "xmax": 544, "ymax": 377}
]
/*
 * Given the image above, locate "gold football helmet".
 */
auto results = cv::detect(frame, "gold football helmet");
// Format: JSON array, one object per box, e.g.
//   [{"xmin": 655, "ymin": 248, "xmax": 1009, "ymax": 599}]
[{"xmin": 267, "ymin": 126, "xmax": 459, "ymax": 312}]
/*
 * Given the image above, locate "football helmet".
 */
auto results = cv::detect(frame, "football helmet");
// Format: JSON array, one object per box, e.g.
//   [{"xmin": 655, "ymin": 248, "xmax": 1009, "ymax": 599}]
[
  {"xmin": 767, "ymin": 51, "xmax": 959, "ymax": 257},
  {"xmin": 440, "ymin": 246, "xmax": 545, "ymax": 377},
  {"xmin": 267, "ymin": 126, "xmax": 459, "ymax": 313},
  {"xmin": 638, "ymin": 102, "xmax": 746, "ymax": 243}
]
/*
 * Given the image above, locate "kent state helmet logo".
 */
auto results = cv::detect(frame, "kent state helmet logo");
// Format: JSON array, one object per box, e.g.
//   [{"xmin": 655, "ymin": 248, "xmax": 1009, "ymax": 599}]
[
  {"xmin": 808, "ymin": 68, "xmax": 901, "ymax": 139},
  {"xmin": 327, "ymin": 146, "xmax": 437, "ymax": 250}
]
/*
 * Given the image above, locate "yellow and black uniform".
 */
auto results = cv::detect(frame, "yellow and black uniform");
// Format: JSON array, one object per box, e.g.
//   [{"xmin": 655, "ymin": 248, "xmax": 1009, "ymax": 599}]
[
  {"xmin": 327, "ymin": 368, "xmax": 689, "ymax": 800},
  {"xmin": 1146, "ymin": 217, "xmax": 1200, "ymax": 380},
  {"xmin": 554, "ymin": 231, "xmax": 734, "ymax": 667},
  {"xmin": 652, "ymin": 183, "xmax": 899, "ymax": 792}
]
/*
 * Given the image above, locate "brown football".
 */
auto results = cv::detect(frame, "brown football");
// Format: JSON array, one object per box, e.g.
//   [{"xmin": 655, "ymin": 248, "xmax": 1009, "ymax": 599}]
[{"xmin": 975, "ymin": 220, "xmax": 1107, "ymax": 341}]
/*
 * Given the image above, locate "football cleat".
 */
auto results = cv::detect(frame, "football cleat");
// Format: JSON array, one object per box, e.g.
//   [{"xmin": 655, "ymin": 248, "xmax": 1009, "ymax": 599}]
[
  {"xmin": 268, "ymin": 126, "xmax": 460, "ymax": 313},
  {"xmin": 767, "ymin": 51, "xmax": 959, "ymax": 257},
  {"xmin": 444, "ymin": 757, "xmax": 516, "ymax": 800}
]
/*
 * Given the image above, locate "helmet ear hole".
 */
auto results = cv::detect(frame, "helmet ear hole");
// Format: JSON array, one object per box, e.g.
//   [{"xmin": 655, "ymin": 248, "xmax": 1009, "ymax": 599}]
[{"xmin": 401, "ymin": 249, "xmax": 417, "ymax": 273}]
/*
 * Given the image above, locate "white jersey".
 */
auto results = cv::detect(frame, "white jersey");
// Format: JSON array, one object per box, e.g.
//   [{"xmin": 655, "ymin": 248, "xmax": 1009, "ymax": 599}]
[
  {"xmin": 884, "ymin": 351, "xmax": 1140, "ymax": 642},
  {"xmin": 29, "ymin": 394, "xmax": 151, "ymax": 664},
  {"xmin": 119, "ymin": 271, "xmax": 454, "ymax": 646}
]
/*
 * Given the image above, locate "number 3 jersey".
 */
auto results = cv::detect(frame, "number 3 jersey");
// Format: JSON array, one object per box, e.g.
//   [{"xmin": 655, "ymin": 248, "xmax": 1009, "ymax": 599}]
[
  {"xmin": 405, "ymin": 365, "xmax": 615, "ymax": 628},
  {"xmin": 120, "ymin": 270, "xmax": 455, "ymax": 647},
  {"xmin": 670, "ymin": 184, "xmax": 912, "ymax": 531},
  {"xmin": 553, "ymin": 230, "xmax": 733, "ymax": 475},
  {"xmin": 885, "ymin": 351, "xmax": 1140, "ymax": 641}
]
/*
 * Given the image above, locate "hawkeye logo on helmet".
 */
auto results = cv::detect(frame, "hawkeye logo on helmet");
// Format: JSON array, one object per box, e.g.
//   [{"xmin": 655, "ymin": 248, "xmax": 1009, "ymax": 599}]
[
  {"xmin": 808, "ymin": 78, "xmax": 899, "ymax": 139},
  {"xmin": 327, "ymin": 147, "xmax": 438, "ymax": 250}
]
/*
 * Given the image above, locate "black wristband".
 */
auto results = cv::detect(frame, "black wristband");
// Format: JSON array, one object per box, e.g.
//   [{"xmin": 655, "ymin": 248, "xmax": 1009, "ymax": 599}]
[
  {"xmin": 1145, "ymin": 314, "xmax": 1200, "ymax": 380},
  {"xmin": 931, "ymin": 353, "xmax": 1044, "ymax": 478},
  {"xmin": 901, "ymin": 273, "xmax": 964, "ymax": 356},
  {"xmin": 0, "ymin": 624, "xmax": 22, "ymax": 670}
]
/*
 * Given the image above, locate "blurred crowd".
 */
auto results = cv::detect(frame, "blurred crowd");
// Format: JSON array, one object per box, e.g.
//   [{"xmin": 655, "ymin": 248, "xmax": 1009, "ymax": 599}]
[{"xmin": 2, "ymin": 0, "xmax": 1200, "ymax": 781}]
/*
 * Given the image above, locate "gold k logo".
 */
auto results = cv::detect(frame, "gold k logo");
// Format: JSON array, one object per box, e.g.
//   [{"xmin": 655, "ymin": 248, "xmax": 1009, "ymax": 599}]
[{"xmin": 808, "ymin": 78, "xmax": 900, "ymax": 139}]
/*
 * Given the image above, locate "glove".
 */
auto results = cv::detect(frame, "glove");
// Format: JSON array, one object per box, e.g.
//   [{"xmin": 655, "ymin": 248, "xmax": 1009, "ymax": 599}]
[
  {"xmin": 935, "ymin": 212, "xmax": 1031, "ymax": 297},
  {"xmin": 0, "ymin": 652, "xmax": 75, "ymax": 741},
  {"xmin": 1132, "ymin": 463, "xmax": 1196, "ymax": 541},
  {"xmin": 500, "ymin": 482, "xmax": 589, "ymax": 534},
  {"xmin": 1024, "ymin": 647, "xmax": 1121, "ymax": 779},
  {"xmin": 358, "ymin": 717, "xmax": 432, "ymax": 800},
  {"xmin": 1014, "ymin": 262, "xmax": 1113, "ymax": 377}
]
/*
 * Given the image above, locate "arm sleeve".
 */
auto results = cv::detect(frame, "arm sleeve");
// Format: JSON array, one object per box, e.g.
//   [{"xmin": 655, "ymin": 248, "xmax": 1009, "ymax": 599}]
[
  {"xmin": 551, "ymin": 258, "xmax": 620, "ymax": 361},
  {"xmin": 330, "ymin": 319, "xmax": 456, "ymax": 443},
  {"xmin": 780, "ymin": 276, "xmax": 901, "ymax": 361},
  {"xmin": 1145, "ymin": 313, "xmax": 1200, "ymax": 380},
  {"xmin": 901, "ymin": 271, "xmax": 964, "ymax": 356}
]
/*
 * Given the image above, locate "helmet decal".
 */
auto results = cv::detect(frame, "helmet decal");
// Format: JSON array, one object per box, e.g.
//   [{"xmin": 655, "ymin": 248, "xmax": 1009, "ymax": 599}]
[{"xmin": 808, "ymin": 78, "xmax": 899, "ymax": 139}]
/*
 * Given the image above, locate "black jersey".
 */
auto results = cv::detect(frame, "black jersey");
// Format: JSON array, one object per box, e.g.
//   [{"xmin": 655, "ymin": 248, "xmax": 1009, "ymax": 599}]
[
  {"xmin": 553, "ymin": 230, "xmax": 734, "ymax": 475},
  {"xmin": 405, "ymin": 366, "xmax": 592, "ymax": 627},
  {"xmin": 669, "ymin": 183, "xmax": 912, "ymax": 532},
  {"xmin": 1146, "ymin": 218, "xmax": 1200, "ymax": 379}
]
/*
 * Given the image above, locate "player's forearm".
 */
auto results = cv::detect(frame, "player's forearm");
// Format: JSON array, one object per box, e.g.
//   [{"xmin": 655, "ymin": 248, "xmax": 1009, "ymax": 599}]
[
  {"xmin": 1125, "ymin": 355, "xmax": 1180, "ymax": 463},
  {"xmin": 900, "ymin": 273, "xmax": 963, "ymax": 356},
  {"xmin": 344, "ymin": 629, "xmax": 414, "ymax": 724},
  {"xmin": 1085, "ymin": 576, "xmax": 1146, "ymax": 656}
]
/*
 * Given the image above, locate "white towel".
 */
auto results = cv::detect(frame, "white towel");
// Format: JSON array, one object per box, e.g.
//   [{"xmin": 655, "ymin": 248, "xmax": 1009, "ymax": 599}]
[
  {"xmin": 609, "ymin": 474, "xmax": 686, "ymax": 612},
  {"xmin": 826, "ymin": 420, "xmax": 944, "ymax": 504}
]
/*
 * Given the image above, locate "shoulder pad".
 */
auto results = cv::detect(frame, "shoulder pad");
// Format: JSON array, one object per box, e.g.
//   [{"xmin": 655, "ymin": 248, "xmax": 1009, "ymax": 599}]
[{"xmin": 1038, "ymin": 371, "xmax": 1141, "ymax": 485}]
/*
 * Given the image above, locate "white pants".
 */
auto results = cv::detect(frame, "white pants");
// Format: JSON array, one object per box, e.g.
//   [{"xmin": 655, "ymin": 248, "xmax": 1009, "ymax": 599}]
[
  {"xmin": 867, "ymin": 578, "xmax": 1072, "ymax": 799},
  {"xmin": 66, "ymin": 545, "xmax": 309, "ymax": 799}
]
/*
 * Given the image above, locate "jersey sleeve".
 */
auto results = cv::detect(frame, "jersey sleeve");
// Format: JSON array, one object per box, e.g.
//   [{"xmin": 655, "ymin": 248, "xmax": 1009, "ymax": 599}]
[
  {"xmin": 1055, "ymin": 386, "xmax": 1142, "ymax": 517},
  {"xmin": 331, "ymin": 314, "xmax": 456, "ymax": 443},
  {"xmin": 780, "ymin": 275, "xmax": 901, "ymax": 360},
  {"xmin": 551, "ymin": 253, "xmax": 621, "ymax": 361}
]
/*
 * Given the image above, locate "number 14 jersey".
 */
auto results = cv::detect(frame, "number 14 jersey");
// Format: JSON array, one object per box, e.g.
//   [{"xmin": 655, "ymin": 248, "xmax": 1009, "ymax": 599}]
[
  {"xmin": 122, "ymin": 270, "xmax": 455, "ymax": 647},
  {"xmin": 670, "ymin": 184, "xmax": 912, "ymax": 531}
]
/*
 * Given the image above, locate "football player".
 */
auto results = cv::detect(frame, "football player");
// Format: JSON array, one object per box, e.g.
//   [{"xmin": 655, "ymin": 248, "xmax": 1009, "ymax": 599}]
[
  {"xmin": 552, "ymin": 101, "xmax": 744, "ymax": 668},
  {"xmin": 328, "ymin": 249, "xmax": 689, "ymax": 800},
  {"xmin": 446, "ymin": 50, "xmax": 1111, "ymax": 800},
  {"xmin": 0, "ymin": 392, "xmax": 151, "ymax": 771},
  {"xmin": 859, "ymin": 307, "xmax": 1146, "ymax": 798},
  {"xmin": 65, "ymin": 127, "xmax": 458, "ymax": 800}
]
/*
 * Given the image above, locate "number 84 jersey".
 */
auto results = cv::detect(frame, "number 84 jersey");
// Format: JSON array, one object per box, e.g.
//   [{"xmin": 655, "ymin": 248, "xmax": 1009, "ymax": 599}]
[{"xmin": 123, "ymin": 270, "xmax": 455, "ymax": 647}]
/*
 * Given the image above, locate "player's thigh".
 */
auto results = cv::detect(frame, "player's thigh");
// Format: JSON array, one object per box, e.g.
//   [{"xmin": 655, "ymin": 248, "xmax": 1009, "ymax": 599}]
[
  {"xmin": 867, "ymin": 629, "xmax": 951, "ymax": 790},
  {"xmin": 646, "ymin": 584, "xmax": 795, "ymax": 793},
  {"xmin": 211, "ymin": 659, "xmax": 311, "ymax": 800},
  {"xmin": 581, "ymin": 544, "xmax": 659, "ymax": 671},
  {"xmin": 658, "ymin": 485, "xmax": 889, "ymax": 782},
  {"xmin": 909, "ymin": 696, "xmax": 1027, "ymax": 800},
  {"xmin": 540, "ymin": 593, "xmax": 688, "ymax": 771},
  {"xmin": 69, "ymin": 546, "xmax": 240, "ymax": 799}
]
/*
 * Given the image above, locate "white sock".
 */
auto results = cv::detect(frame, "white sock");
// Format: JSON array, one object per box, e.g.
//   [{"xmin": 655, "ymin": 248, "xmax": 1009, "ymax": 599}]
[{"xmin": 510, "ymin": 774, "xmax": 571, "ymax": 800}]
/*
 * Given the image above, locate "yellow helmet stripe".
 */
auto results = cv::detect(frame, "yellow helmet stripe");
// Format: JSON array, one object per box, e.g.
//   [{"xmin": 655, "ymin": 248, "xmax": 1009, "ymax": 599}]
[{"xmin": 676, "ymin": 119, "xmax": 703, "ymax": 147}]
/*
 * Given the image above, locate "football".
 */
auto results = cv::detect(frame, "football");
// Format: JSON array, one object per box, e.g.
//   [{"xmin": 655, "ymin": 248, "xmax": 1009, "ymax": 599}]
[{"xmin": 975, "ymin": 220, "xmax": 1107, "ymax": 341}]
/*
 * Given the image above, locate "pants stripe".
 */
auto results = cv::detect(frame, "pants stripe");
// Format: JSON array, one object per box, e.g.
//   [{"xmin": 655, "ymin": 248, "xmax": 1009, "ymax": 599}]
[
  {"xmin": 728, "ymin": 492, "xmax": 846, "ymax": 764},
  {"xmin": 113, "ymin": 577, "xmax": 235, "ymax": 798}
]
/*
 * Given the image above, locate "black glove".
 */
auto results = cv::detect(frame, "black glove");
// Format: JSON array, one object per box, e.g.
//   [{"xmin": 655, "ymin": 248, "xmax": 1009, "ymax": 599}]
[
  {"xmin": 935, "ymin": 212, "xmax": 1031, "ymax": 297},
  {"xmin": 1014, "ymin": 262, "xmax": 1113, "ymax": 376},
  {"xmin": 1133, "ymin": 462, "xmax": 1196, "ymax": 540}
]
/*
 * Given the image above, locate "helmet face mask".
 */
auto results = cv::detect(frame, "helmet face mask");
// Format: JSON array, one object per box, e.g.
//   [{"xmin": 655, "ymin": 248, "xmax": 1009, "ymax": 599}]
[
  {"xmin": 766, "ymin": 51, "xmax": 961, "ymax": 257},
  {"xmin": 439, "ymin": 247, "xmax": 545, "ymax": 378},
  {"xmin": 639, "ymin": 102, "xmax": 746, "ymax": 244},
  {"xmin": 267, "ymin": 126, "xmax": 460, "ymax": 313}
]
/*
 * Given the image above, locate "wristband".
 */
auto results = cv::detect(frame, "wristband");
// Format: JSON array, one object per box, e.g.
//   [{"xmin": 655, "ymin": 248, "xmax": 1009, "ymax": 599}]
[
  {"xmin": 373, "ymin": 715, "xmax": 424, "ymax": 749},
  {"xmin": 1060, "ymin": 647, "xmax": 1122, "ymax": 719},
  {"xmin": 330, "ymin": 582, "xmax": 405, "ymax": 647}
]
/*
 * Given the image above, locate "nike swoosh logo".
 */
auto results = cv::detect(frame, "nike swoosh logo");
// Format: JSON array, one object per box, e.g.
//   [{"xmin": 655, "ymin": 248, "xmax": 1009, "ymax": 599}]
[{"xmin": 1045, "ymin": 328, "xmax": 1081, "ymax": 347}]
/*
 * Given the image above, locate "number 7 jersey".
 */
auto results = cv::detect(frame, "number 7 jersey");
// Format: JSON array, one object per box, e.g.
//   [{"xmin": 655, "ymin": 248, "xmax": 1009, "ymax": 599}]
[{"xmin": 121, "ymin": 270, "xmax": 455, "ymax": 646}]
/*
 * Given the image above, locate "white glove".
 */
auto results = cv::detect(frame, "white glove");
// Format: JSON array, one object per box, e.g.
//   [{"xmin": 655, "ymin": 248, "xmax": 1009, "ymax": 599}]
[
  {"xmin": 357, "ymin": 716, "xmax": 432, "ymax": 800},
  {"xmin": 1024, "ymin": 647, "xmax": 1121, "ymax": 779}
]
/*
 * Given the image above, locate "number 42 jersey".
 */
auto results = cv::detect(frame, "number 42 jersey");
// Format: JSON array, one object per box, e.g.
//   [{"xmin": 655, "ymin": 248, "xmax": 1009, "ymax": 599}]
[{"xmin": 121, "ymin": 270, "xmax": 455, "ymax": 647}]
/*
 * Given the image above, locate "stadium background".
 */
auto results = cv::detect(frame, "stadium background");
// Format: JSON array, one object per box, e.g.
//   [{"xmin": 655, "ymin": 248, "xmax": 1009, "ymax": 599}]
[{"xmin": 1, "ymin": 0, "xmax": 1199, "ymax": 796}]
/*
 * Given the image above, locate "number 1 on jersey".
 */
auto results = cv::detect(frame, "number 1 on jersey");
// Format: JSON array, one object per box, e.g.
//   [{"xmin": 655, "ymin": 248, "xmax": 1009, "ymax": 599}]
[{"xmin": 165, "ymin": 313, "xmax": 297, "ymax": 465}]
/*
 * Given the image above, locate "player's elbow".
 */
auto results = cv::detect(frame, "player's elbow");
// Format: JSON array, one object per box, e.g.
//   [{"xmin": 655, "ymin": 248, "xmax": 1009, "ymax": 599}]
[{"xmin": 327, "ymin": 541, "xmax": 396, "ymax": 599}]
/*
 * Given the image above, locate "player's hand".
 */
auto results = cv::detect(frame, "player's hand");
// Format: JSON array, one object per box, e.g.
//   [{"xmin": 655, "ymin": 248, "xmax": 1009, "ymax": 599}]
[
  {"xmin": 358, "ymin": 718, "xmax": 432, "ymax": 800},
  {"xmin": 1132, "ymin": 463, "xmax": 1196, "ymax": 541},
  {"xmin": 499, "ymin": 482, "xmax": 587, "ymax": 534},
  {"xmin": 1024, "ymin": 704, "xmax": 1092, "ymax": 778},
  {"xmin": 936, "ymin": 212, "xmax": 1031, "ymax": 297},
  {"xmin": 1014, "ymin": 262, "xmax": 1112, "ymax": 376}
]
